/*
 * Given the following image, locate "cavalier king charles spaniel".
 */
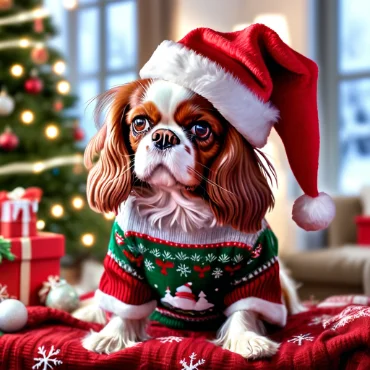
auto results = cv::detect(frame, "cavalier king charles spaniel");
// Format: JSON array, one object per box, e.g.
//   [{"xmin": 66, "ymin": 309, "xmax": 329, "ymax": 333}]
[{"xmin": 81, "ymin": 79, "xmax": 304, "ymax": 359}]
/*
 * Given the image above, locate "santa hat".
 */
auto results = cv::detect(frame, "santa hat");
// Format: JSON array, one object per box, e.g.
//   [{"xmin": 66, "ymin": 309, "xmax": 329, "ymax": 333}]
[
  {"xmin": 175, "ymin": 283, "xmax": 196, "ymax": 301},
  {"xmin": 140, "ymin": 24, "xmax": 335, "ymax": 231}
]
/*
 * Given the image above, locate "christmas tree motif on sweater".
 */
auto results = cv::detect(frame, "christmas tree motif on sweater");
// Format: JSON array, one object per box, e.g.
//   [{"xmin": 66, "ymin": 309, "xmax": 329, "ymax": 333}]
[{"xmin": 161, "ymin": 283, "xmax": 214, "ymax": 312}]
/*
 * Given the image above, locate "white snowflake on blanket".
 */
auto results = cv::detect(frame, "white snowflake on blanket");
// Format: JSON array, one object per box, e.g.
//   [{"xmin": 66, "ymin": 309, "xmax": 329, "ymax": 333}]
[
  {"xmin": 323, "ymin": 305, "xmax": 370, "ymax": 330},
  {"xmin": 287, "ymin": 333, "xmax": 314, "ymax": 346},
  {"xmin": 176, "ymin": 264, "xmax": 191, "ymax": 277},
  {"xmin": 212, "ymin": 267, "xmax": 223, "ymax": 279},
  {"xmin": 150, "ymin": 248, "xmax": 161, "ymax": 257},
  {"xmin": 180, "ymin": 352, "xmax": 206, "ymax": 370},
  {"xmin": 144, "ymin": 259, "xmax": 155, "ymax": 271},
  {"xmin": 308, "ymin": 314, "xmax": 333, "ymax": 326},
  {"xmin": 157, "ymin": 336, "xmax": 184, "ymax": 343},
  {"xmin": 32, "ymin": 346, "xmax": 63, "ymax": 370}
]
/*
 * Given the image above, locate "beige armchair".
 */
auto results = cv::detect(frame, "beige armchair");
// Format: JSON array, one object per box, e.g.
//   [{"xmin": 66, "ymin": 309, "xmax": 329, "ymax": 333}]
[{"xmin": 282, "ymin": 197, "xmax": 370, "ymax": 301}]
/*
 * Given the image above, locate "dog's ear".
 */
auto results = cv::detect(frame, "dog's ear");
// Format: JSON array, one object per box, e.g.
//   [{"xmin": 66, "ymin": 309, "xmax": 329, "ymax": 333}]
[
  {"xmin": 84, "ymin": 82, "xmax": 141, "ymax": 214},
  {"xmin": 206, "ymin": 125, "xmax": 275, "ymax": 233}
]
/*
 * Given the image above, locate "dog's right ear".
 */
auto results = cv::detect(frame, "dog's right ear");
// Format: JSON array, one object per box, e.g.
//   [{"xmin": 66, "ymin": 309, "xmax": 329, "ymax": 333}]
[{"xmin": 84, "ymin": 81, "xmax": 143, "ymax": 214}]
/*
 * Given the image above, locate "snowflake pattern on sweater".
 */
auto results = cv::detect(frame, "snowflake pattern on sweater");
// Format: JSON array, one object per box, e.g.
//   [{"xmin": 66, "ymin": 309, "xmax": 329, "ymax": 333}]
[{"xmin": 97, "ymin": 198, "xmax": 285, "ymax": 330}]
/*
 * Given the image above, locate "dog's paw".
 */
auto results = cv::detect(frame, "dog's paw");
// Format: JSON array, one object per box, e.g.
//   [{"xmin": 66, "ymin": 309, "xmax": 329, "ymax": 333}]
[
  {"xmin": 222, "ymin": 332, "xmax": 279, "ymax": 360},
  {"xmin": 82, "ymin": 329, "xmax": 134, "ymax": 354}
]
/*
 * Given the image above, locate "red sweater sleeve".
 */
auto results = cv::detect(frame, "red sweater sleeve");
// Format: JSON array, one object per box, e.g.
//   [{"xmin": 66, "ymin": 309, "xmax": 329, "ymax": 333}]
[
  {"xmin": 223, "ymin": 229, "xmax": 287, "ymax": 327},
  {"xmin": 95, "ymin": 223, "xmax": 156, "ymax": 320}
]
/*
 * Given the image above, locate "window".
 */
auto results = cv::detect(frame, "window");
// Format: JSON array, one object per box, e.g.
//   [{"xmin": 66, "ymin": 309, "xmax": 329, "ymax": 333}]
[
  {"xmin": 318, "ymin": 0, "xmax": 370, "ymax": 194},
  {"xmin": 46, "ymin": 0, "xmax": 138, "ymax": 145}
]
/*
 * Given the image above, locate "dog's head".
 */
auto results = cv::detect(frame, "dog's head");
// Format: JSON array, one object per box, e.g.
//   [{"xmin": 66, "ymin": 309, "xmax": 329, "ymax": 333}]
[{"xmin": 85, "ymin": 79, "xmax": 275, "ymax": 233}]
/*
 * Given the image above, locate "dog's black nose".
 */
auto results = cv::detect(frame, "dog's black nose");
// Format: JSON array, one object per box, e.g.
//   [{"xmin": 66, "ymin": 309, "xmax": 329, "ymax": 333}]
[{"xmin": 152, "ymin": 129, "xmax": 180, "ymax": 150}]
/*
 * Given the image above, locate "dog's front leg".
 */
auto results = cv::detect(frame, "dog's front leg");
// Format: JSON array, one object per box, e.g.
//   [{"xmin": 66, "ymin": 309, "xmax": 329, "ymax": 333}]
[
  {"xmin": 214, "ymin": 311, "xmax": 279, "ymax": 359},
  {"xmin": 82, "ymin": 316, "xmax": 148, "ymax": 354}
]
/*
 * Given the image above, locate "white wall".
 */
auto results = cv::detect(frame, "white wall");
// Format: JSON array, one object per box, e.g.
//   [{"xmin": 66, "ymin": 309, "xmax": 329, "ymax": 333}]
[{"xmin": 170, "ymin": 0, "xmax": 312, "ymax": 253}]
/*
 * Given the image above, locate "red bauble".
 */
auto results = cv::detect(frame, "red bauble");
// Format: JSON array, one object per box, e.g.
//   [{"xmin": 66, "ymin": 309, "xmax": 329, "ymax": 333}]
[
  {"xmin": 0, "ymin": 127, "xmax": 19, "ymax": 151},
  {"xmin": 0, "ymin": 0, "xmax": 13, "ymax": 10},
  {"xmin": 34, "ymin": 18, "xmax": 44, "ymax": 33},
  {"xmin": 31, "ymin": 47, "xmax": 49, "ymax": 64},
  {"xmin": 24, "ymin": 77, "xmax": 43, "ymax": 94},
  {"xmin": 54, "ymin": 100, "xmax": 64, "ymax": 112},
  {"xmin": 73, "ymin": 126, "xmax": 85, "ymax": 142}
]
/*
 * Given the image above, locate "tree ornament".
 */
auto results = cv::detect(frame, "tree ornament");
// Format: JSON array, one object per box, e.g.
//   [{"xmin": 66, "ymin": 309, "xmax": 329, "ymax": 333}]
[
  {"xmin": 53, "ymin": 99, "xmax": 63, "ymax": 112},
  {"xmin": 0, "ymin": 90, "xmax": 15, "ymax": 116},
  {"xmin": 40, "ymin": 276, "xmax": 79, "ymax": 312},
  {"xmin": 31, "ymin": 46, "xmax": 49, "ymax": 64},
  {"xmin": 73, "ymin": 121, "xmax": 84, "ymax": 141},
  {"xmin": 0, "ymin": 0, "xmax": 13, "ymax": 10},
  {"xmin": 33, "ymin": 17, "xmax": 44, "ymax": 33},
  {"xmin": 24, "ymin": 71, "xmax": 43, "ymax": 95},
  {"xmin": 0, "ymin": 127, "xmax": 19, "ymax": 151},
  {"xmin": 0, "ymin": 299, "xmax": 28, "ymax": 332}
]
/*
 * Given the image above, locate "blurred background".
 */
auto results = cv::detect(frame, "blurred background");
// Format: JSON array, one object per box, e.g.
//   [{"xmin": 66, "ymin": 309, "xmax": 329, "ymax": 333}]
[{"xmin": 1, "ymin": 0, "xmax": 369, "ymax": 298}]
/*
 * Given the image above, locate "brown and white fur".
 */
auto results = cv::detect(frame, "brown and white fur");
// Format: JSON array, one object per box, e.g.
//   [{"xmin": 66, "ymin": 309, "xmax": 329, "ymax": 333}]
[{"xmin": 81, "ymin": 79, "xmax": 304, "ymax": 359}]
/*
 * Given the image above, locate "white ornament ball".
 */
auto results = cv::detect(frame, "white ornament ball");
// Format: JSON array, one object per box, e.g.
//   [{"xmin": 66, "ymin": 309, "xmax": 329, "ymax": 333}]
[
  {"xmin": 0, "ymin": 92, "xmax": 15, "ymax": 116},
  {"xmin": 0, "ymin": 299, "xmax": 28, "ymax": 332},
  {"xmin": 46, "ymin": 283, "xmax": 79, "ymax": 313}
]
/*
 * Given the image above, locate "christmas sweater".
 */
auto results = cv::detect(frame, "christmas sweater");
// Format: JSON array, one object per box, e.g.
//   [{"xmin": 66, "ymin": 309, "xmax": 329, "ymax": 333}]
[{"xmin": 97, "ymin": 196, "xmax": 287, "ymax": 331}]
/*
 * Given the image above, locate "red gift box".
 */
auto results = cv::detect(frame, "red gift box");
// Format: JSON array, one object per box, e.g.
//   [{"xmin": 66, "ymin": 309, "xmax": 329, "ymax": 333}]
[
  {"xmin": 355, "ymin": 216, "xmax": 370, "ymax": 245},
  {"xmin": 0, "ymin": 187, "xmax": 42, "ymax": 238},
  {"xmin": 0, "ymin": 233, "xmax": 65, "ymax": 305}
]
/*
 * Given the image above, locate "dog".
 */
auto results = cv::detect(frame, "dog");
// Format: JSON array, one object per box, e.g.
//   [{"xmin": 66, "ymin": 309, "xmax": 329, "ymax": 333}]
[{"xmin": 81, "ymin": 78, "xmax": 304, "ymax": 359}]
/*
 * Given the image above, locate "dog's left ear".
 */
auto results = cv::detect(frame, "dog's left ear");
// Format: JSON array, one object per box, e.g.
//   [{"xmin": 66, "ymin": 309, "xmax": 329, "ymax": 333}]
[
  {"xmin": 84, "ymin": 82, "xmax": 142, "ymax": 214},
  {"xmin": 206, "ymin": 125, "xmax": 275, "ymax": 233}
]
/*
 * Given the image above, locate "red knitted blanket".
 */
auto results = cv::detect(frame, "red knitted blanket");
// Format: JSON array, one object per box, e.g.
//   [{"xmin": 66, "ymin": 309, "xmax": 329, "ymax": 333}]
[{"xmin": 1, "ymin": 298, "xmax": 370, "ymax": 369}]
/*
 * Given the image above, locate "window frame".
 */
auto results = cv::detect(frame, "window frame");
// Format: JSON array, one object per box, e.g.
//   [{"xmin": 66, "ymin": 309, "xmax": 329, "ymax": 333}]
[
  {"xmin": 66, "ymin": 0, "xmax": 137, "ymax": 95},
  {"xmin": 316, "ymin": 0, "xmax": 370, "ymax": 193}
]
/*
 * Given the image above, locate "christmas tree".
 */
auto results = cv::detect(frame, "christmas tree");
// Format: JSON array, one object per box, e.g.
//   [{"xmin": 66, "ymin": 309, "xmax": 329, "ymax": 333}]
[{"xmin": 0, "ymin": 0, "xmax": 112, "ymax": 260}]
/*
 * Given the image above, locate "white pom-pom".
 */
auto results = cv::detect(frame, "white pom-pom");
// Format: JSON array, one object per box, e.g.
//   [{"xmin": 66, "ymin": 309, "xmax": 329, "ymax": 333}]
[
  {"xmin": 0, "ymin": 299, "xmax": 28, "ymax": 332},
  {"xmin": 292, "ymin": 192, "xmax": 336, "ymax": 231}
]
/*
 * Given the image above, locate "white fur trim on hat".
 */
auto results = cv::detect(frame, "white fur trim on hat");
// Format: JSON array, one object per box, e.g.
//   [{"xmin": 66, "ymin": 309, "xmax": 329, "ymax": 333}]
[
  {"xmin": 140, "ymin": 40, "xmax": 279, "ymax": 148},
  {"xmin": 292, "ymin": 192, "xmax": 336, "ymax": 231}
]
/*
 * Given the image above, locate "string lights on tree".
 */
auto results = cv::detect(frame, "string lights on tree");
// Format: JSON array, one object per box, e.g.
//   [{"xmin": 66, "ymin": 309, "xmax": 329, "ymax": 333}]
[
  {"xmin": 56, "ymin": 80, "xmax": 70, "ymax": 95},
  {"xmin": 53, "ymin": 61, "xmax": 66, "ymax": 75},
  {"xmin": 44, "ymin": 124, "xmax": 59, "ymax": 140},
  {"xmin": 50, "ymin": 204, "xmax": 64, "ymax": 218},
  {"xmin": 36, "ymin": 220, "xmax": 45, "ymax": 230},
  {"xmin": 81, "ymin": 233, "xmax": 94, "ymax": 247},
  {"xmin": 10, "ymin": 64, "xmax": 23, "ymax": 77},
  {"xmin": 20, "ymin": 110, "xmax": 34, "ymax": 124},
  {"xmin": 71, "ymin": 196, "xmax": 84, "ymax": 210},
  {"xmin": 0, "ymin": 1, "xmax": 111, "ymax": 260}
]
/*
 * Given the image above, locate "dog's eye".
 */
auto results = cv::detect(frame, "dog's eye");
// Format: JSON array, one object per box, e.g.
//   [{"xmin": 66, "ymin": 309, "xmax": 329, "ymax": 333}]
[
  {"xmin": 190, "ymin": 122, "xmax": 211, "ymax": 140},
  {"xmin": 132, "ymin": 117, "xmax": 150, "ymax": 134}
]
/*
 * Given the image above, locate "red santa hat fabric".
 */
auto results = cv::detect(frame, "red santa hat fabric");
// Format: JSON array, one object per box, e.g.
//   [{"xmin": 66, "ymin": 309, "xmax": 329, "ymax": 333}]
[{"xmin": 140, "ymin": 24, "xmax": 335, "ymax": 231}]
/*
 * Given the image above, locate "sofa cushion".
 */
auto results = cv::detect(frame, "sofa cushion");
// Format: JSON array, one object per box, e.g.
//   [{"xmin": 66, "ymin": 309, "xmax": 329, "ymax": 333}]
[
  {"xmin": 282, "ymin": 247, "xmax": 370, "ymax": 289},
  {"xmin": 328, "ymin": 197, "xmax": 362, "ymax": 248}
]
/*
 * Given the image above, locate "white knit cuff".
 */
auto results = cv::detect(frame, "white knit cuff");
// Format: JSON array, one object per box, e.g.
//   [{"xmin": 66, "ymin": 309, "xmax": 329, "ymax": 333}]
[{"xmin": 95, "ymin": 289, "xmax": 157, "ymax": 320}]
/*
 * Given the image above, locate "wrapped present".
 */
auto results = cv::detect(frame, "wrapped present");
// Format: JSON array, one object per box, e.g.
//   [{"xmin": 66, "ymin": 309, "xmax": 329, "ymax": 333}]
[
  {"xmin": 355, "ymin": 216, "xmax": 370, "ymax": 245},
  {"xmin": 0, "ymin": 187, "xmax": 42, "ymax": 238},
  {"xmin": 0, "ymin": 233, "xmax": 64, "ymax": 306}
]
